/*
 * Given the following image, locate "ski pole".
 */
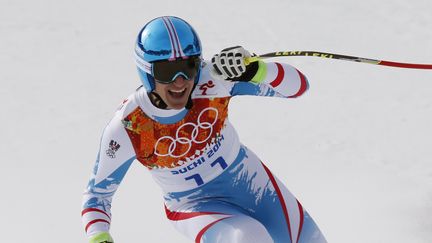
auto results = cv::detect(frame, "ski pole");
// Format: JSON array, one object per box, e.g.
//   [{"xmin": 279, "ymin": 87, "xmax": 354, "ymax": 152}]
[{"xmin": 244, "ymin": 51, "xmax": 432, "ymax": 70}]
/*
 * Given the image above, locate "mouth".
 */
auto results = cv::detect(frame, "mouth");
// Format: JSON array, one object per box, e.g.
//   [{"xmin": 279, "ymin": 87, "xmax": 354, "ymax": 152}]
[{"xmin": 168, "ymin": 87, "xmax": 187, "ymax": 98}]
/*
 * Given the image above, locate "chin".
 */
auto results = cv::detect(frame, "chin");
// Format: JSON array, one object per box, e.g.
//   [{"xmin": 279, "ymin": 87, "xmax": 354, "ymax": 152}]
[{"xmin": 168, "ymin": 102, "xmax": 187, "ymax": 110}]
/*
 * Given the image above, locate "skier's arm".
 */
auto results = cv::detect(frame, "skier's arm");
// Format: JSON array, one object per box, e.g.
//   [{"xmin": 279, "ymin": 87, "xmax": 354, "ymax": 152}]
[
  {"xmin": 211, "ymin": 46, "xmax": 309, "ymax": 98},
  {"xmin": 81, "ymin": 109, "xmax": 136, "ymax": 242}
]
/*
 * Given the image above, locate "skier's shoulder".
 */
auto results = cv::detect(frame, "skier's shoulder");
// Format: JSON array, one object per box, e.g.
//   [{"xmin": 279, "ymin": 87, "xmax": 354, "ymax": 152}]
[
  {"xmin": 102, "ymin": 87, "xmax": 147, "ymax": 139},
  {"xmin": 110, "ymin": 88, "xmax": 142, "ymax": 122}
]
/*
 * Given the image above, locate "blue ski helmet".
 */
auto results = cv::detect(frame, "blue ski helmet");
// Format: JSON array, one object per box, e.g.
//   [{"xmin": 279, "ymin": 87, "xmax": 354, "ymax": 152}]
[{"xmin": 134, "ymin": 16, "xmax": 202, "ymax": 91}]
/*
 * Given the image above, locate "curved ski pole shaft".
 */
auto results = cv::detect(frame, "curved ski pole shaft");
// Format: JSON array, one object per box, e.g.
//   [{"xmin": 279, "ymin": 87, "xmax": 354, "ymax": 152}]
[{"xmin": 245, "ymin": 51, "xmax": 432, "ymax": 69}]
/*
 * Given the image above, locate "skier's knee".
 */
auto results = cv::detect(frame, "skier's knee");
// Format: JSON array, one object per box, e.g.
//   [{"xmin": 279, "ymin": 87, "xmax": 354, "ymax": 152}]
[{"xmin": 202, "ymin": 215, "xmax": 273, "ymax": 243}]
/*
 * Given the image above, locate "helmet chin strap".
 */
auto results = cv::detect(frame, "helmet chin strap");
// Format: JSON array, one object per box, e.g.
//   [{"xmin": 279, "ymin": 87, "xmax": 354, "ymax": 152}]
[
  {"xmin": 185, "ymin": 82, "xmax": 197, "ymax": 109},
  {"xmin": 148, "ymin": 91, "xmax": 168, "ymax": 109}
]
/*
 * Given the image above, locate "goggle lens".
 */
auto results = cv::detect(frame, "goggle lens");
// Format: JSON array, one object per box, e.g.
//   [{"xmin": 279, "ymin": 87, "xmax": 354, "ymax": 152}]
[{"xmin": 152, "ymin": 56, "xmax": 201, "ymax": 84}]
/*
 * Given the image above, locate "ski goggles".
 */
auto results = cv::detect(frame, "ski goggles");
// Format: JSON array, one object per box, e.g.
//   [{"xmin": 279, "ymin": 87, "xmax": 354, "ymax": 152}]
[{"xmin": 135, "ymin": 54, "xmax": 202, "ymax": 84}]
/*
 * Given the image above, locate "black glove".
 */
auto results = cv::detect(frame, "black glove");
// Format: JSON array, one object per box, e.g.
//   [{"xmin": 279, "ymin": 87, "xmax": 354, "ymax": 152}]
[{"xmin": 211, "ymin": 46, "xmax": 258, "ymax": 81}]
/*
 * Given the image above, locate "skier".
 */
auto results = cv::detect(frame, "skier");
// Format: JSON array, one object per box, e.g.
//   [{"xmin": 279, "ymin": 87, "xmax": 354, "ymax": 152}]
[{"xmin": 82, "ymin": 16, "xmax": 327, "ymax": 243}]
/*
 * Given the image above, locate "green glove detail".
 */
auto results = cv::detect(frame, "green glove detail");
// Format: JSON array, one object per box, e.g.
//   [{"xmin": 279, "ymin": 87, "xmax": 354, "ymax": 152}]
[
  {"xmin": 250, "ymin": 60, "xmax": 267, "ymax": 84},
  {"xmin": 89, "ymin": 232, "xmax": 114, "ymax": 243}
]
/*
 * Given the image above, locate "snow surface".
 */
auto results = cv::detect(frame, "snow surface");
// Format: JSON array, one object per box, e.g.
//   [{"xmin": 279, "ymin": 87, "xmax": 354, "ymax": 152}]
[{"xmin": 1, "ymin": 0, "xmax": 431, "ymax": 242}]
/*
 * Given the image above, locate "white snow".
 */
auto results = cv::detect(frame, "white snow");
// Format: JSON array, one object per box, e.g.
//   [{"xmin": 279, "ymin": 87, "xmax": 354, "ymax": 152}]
[{"xmin": 1, "ymin": 0, "xmax": 431, "ymax": 242}]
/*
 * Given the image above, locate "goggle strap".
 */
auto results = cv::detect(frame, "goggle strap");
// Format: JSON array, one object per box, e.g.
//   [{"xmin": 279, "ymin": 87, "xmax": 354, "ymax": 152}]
[{"xmin": 134, "ymin": 52, "xmax": 152, "ymax": 75}]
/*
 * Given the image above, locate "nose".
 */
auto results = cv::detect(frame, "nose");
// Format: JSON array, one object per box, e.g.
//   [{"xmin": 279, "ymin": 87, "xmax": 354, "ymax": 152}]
[{"xmin": 172, "ymin": 75, "xmax": 187, "ymax": 86}]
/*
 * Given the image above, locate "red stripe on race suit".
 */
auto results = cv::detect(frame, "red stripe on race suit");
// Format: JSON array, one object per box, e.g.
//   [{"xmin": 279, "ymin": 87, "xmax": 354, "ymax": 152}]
[
  {"xmin": 165, "ymin": 205, "xmax": 229, "ymax": 221},
  {"xmin": 296, "ymin": 200, "xmax": 304, "ymax": 243},
  {"xmin": 85, "ymin": 219, "xmax": 110, "ymax": 232},
  {"xmin": 81, "ymin": 208, "xmax": 111, "ymax": 220},
  {"xmin": 289, "ymin": 69, "xmax": 308, "ymax": 98},
  {"xmin": 261, "ymin": 162, "xmax": 293, "ymax": 242},
  {"xmin": 195, "ymin": 217, "xmax": 231, "ymax": 243},
  {"xmin": 269, "ymin": 63, "xmax": 285, "ymax": 88}
]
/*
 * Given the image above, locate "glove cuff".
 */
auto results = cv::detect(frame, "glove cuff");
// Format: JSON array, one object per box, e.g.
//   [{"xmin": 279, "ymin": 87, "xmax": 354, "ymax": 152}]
[
  {"xmin": 230, "ymin": 60, "xmax": 266, "ymax": 83},
  {"xmin": 250, "ymin": 60, "xmax": 267, "ymax": 84},
  {"xmin": 89, "ymin": 232, "xmax": 113, "ymax": 243},
  {"xmin": 230, "ymin": 61, "xmax": 259, "ymax": 82}
]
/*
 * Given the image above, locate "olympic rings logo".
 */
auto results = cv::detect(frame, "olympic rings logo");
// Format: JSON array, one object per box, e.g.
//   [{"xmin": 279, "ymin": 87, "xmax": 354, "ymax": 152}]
[{"xmin": 154, "ymin": 107, "xmax": 219, "ymax": 158}]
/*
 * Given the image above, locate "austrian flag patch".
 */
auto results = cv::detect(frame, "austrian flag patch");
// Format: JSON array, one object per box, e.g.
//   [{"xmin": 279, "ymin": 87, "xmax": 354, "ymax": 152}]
[{"xmin": 106, "ymin": 140, "xmax": 121, "ymax": 158}]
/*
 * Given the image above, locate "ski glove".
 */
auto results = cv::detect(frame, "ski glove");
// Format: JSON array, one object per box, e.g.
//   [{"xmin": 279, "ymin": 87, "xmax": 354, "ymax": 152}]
[
  {"xmin": 211, "ymin": 46, "xmax": 259, "ymax": 81},
  {"xmin": 89, "ymin": 232, "xmax": 114, "ymax": 243}
]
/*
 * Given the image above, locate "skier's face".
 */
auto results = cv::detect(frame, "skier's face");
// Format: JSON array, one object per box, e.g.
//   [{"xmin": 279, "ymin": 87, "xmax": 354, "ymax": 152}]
[{"xmin": 154, "ymin": 75, "xmax": 195, "ymax": 109}]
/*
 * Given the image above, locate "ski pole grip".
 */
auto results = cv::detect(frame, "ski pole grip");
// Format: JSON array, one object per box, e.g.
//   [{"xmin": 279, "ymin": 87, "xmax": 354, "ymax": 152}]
[{"xmin": 244, "ymin": 56, "xmax": 261, "ymax": 65}]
